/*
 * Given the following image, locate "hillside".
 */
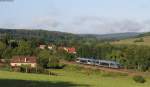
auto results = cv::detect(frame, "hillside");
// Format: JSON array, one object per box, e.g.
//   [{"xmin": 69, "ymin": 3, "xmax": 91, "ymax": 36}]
[
  {"xmin": 78, "ymin": 32, "xmax": 140, "ymax": 40},
  {"xmin": 112, "ymin": 32, "xmax": 150, "ymax": 46},
  {"xmin": 138, "ymin": 32, "xmax": 150, "ymax": 37},
  {"xmin": 0, "ymin": 28, "xmax": 140, "ymax": 43},
  {"xmin": 0, "ymin": 28, "xmax": 82, "ymax": 43}
]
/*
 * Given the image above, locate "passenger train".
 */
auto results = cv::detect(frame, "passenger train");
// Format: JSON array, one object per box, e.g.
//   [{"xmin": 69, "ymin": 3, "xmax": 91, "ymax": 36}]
[{"xmin": 76, "ymin": 58, "xmax": 121, "ymax": 69}]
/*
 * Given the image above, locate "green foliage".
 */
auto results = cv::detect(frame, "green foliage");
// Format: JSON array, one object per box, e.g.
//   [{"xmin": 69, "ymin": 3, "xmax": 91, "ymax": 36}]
[
  {"xmin": 133, "ymin": 75, "xmax": 146, "ymax": 83},
  {"xmin": 47, "ymin": 56, "xmax": 60, "ymax": 68},
  {"xmin": 2, "ymin": 48, "xmax": 13, "ymax": 59},
  {"xmin": 13, "ymin": 40, "xmax": 32, "ymax": 56},
  {"xmin": 0, "ymin": 41, "xmax": 6, "ymax": 58},
  {"xmin": 65, "ymin": 54, "xmax": 76, "ymax": 61},
  {"xmin": 0, "ymin": 30, "xmax": 150, "ymax": 72},
  {"xmin": 38, "ymin": 50, "xmax": 51, "ymax": 68},
  {"xmin": 0, "ymin": 29, "xmax": 81, "ymax": 45},
  {"xmin": 77, "ymin": 43, "xmax": 150, "ymax": 71},
  {"xmin": 0, "ymin": 65, "xmax": 11, "ymax": 71},
  {"xmin": 38, "ymin": 50, "xmax": 61, "ymax": 68},
  {"xmin": 0, "ymin": 41, "xmax": 6, "ymax": 50},
  {"xmin": 57, "ymin": 48, "xmax": 76, "ymax": 61},
  {"xmin": 134, "ymin": 38, "xmax": 144, "ymax": 43},
  {"xmin": 20, "ymin": 64, "xmax": 32, "ymax": 73}
]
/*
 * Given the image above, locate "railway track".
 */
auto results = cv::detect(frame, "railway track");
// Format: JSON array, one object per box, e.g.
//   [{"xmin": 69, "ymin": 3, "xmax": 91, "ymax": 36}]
[{"xmin": 61, "ymin": 61, "xmax": 145, "ymax": 76}]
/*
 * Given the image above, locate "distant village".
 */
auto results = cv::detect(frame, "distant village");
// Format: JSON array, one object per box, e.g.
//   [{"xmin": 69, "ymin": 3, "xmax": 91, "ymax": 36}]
[
  {"xmin": 0, "ymin": 44, "xmax": 77, "ymax": 72},
  {"xmin": 39, "ymin": 44, "xmax": 76, "ymax": 54}
]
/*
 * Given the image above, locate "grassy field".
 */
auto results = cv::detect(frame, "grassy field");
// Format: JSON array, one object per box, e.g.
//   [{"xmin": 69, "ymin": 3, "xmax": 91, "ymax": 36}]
[
  {"xmin": 0, "ymin": 65, "xmax": 150, "ymax": 87},
  {"xmin": 112, "ymin": 36, "xmax": 150, "ymax": 46}
]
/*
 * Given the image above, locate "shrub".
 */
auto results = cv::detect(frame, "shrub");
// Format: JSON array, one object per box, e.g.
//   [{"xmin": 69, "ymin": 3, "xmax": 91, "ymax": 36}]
[
  {"xmin": 134, "ymin": 38, "xmax": 144, "ymax": 43},
  {"xmin": 0, "ymin": 64, "xmax": 11, "ymax": 71},
  {"xmin": 133, "ymin": 75, "xmax": 146, "ymax": 83}
]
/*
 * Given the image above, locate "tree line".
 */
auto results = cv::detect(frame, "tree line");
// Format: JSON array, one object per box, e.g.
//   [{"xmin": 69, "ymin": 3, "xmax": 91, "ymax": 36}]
[{"xmin": 77, "ymin": 43, "xmax": 150, "ymax": 71}]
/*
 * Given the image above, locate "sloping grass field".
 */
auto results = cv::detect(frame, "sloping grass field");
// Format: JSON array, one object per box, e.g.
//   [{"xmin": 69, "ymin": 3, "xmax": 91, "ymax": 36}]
[
  {"xmin": 112, "ymin": 36, "xmax": 150, "ymax": 46},
  {"xmin": 0, "ymin": 65, "xmax": 150, "ymax": 87}
]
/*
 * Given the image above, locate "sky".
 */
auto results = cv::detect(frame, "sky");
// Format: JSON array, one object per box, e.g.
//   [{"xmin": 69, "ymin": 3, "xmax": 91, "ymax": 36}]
[{"xmin": 0, "ymin": 0, "xmax": 150, "ymax": 34}]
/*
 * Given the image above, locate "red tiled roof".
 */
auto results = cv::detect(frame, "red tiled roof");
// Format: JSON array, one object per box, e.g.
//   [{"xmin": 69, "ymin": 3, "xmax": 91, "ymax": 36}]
[
  {"xmin": 67, "ymin": 47, "xmax": 76, "ymax": 53},
  {"xmin": 11, "ymin": 56, "xmax": 37, "ymax": 63}
]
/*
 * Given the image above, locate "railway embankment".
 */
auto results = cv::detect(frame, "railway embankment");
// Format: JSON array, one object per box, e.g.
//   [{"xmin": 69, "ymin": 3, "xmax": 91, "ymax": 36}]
[{"xmin": 61, "ymin": 61, "xmax": 148, "ymax": 76}]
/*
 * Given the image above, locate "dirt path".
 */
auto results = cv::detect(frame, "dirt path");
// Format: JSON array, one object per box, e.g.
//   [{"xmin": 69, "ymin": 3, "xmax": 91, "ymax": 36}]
[{"xmin": 61, "ymin": 61, "xmax": 147, "ymax": 76}]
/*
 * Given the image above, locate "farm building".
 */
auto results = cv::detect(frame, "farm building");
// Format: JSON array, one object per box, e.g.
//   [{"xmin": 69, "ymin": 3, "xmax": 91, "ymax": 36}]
[
  {"xmin": 58, "ymin": 47, "xmax": 76, "ymax": 54},
  {"xmin": 39, "ymin": 45, "xmax": 46, "ymax": 49},
  {"xmin": 10, "ymin": 56, "xmax": 37, "ymax": 68},
  {"xmin": 64, "ymin": 47, "xmax": 76, "ymax": 54}
]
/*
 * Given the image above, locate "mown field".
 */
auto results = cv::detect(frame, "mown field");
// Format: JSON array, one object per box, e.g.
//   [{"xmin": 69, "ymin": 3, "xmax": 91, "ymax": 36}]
[
  {"xmin": 112, "ymin": 36, "xmax": 150, "ymax": 46},
  {"xmin": 0, "ymin": 65, "xmax": 150, "ymax": 87}
]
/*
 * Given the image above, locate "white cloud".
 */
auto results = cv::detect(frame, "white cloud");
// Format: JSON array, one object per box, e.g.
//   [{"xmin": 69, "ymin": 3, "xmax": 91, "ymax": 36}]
[
  {"xmin": 0, "ymin": 16, "xmax": 150, "ymax": 34},
  {"xmin": 63, "ymin": 17, "xmax": 146, "ymax": 34}
]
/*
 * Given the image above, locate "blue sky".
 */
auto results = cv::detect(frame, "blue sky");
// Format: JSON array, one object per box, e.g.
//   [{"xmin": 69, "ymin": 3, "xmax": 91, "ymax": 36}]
[{"xmin": 0, "ymin": 0, "xmax": 150, "ymax": 34}]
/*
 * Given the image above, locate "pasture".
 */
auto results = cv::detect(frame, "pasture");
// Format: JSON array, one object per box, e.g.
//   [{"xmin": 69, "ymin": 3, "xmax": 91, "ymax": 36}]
[
  {"xmin": 112, "ymin": 36, "xmax": 150, "ymax": 46},
  {"xmin": 0, "ymin": 65, "xmax": 150, "ymax": 87}
]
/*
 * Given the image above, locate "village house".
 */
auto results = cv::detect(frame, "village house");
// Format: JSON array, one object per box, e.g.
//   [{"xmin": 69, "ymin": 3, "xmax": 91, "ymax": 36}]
[
  {"xmin": 10, "ymin": 56, "xmax": 37, "ymax": 68},
  {"xmin": 63, "ymin": 47, "xmax": 76, "ymax": 54},
  {"xmin": 48, "ymin": 45, "xmax": 53, "ymax": 50},
  {"xmin": 39, "ymin": 45, "xmax": 46, "ymax": 49},
  {"xmin": 48, "ymin": 45, "xmax": 55, "ymax": 50}
]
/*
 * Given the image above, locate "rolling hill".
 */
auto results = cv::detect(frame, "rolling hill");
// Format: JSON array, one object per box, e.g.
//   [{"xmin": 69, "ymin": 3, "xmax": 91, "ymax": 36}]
[
  {"xmin": 112, "ymin": 32, "xmax": 150, "ymax": 46},
  {"xmin": 79, "ymin": 32, "xmax": 140, "ymax": 40},
  {"xmin": 0, "ymin": 28, "xmax": 141, "ymax": 43},
  {"xmin": 0, "ymin": 28, "xmax": 82, "ymax": 43}
]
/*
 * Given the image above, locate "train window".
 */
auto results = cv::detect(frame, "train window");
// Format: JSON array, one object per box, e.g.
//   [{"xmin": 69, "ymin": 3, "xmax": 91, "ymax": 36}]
[
  {"xmin": 100, "ymin": 62, "xmax": 109, "ymax": 66},
  {"xmin": 80, "ymin": 60, "xmax": 87, "ymax": 63},
  {"xmin": 117, "ymin": 64, "xmax": 121, "ymax": 67},
  {"xmin": 88, "ymin": 60, "xmax": 92, "ymax": 62},
  {"xmin": 110, "ymin": 63, "xmax": 115, "ymax": 66},
  {"xmin": 76, "ymin": 59, "xmax": 80, "ymax": 61},
  {"xmin": 96, "ymin": 61, "xmax": 99, "ymax": 64}
]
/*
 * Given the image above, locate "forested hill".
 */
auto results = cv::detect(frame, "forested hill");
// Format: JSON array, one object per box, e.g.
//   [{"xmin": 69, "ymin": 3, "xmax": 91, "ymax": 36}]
[
  {"xmin": 138, "ymin": 32, "xmax": 150, "ymax": 37},
  {"xmin": 0, "ymin": 28, "xmax": 140, "ymax": 43},
  {"xmin": 0, "ymin": 28, "xmax": 82, "ymax": 43},
  {"xmin": 79, "ymin": 32, "xmax": 140, "ymax": 40}
]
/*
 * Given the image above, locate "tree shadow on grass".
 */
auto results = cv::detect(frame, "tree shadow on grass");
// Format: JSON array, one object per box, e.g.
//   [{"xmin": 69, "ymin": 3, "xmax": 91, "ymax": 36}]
[{"xmin": 0, "ymin": 79, "xmax": 90, "ymax": 87}]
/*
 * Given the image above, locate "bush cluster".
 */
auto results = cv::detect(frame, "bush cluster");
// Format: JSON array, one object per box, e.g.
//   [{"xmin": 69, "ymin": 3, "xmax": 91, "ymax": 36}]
[{"xmin": 133, "ymin": 75, "xmax": 146, "ymax": 83}]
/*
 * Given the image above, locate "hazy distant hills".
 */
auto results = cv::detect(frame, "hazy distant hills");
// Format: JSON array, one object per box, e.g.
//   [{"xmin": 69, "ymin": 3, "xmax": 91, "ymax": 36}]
[
  {"xmin": 0, "ymin": 28, "xmax": 143, "ymax": 42},
  {"xmin": 138, "ymin": 32, "xmax": 150, "ymax": 37},
  {"xmin": 78, "ymin": 32, "xmax": 140, "ymax": 40},
  {"xmin": 0, "ymin": 28, "xmax": 80, "ymax": 42}
]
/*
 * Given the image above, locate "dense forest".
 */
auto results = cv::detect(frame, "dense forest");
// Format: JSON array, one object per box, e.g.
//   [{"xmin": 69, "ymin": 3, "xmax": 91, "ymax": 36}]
[
  {"xmin": 0, "ymin": 28, "xmax": 140, "ymax": 43},
  {"xmin": 0, "ymin": 28, "xmax": 81, "ymax": 44}
]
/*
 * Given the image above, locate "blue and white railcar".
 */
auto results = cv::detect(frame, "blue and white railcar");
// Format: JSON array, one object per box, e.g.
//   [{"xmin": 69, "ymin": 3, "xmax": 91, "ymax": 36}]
[
  {"xmin": 76, "ymin": 57, "xmax": 121, "ymax": 69},
  {"xmin": 76, "ymin": 58, "xmax": 95, "ymax": 65}
]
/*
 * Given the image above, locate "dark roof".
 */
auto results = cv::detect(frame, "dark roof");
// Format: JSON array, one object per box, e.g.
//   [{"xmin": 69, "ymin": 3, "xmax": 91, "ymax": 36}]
[{"xmin": 11, "ymin": 56, "xmax": 37, "ymax": 63}]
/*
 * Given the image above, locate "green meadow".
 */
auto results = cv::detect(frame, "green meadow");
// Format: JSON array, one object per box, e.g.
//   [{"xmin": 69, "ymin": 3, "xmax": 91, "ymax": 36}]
[
  {"xmin": 112, "ymin": 36, "xmax": 150, "ymax": 46},
  {"xmin": 0, "ymin": 65, "xmax": 150, "ymax": 87}
]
